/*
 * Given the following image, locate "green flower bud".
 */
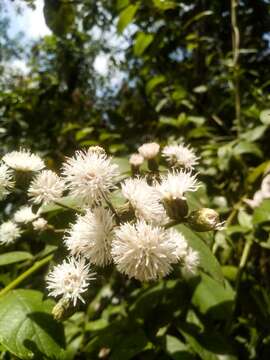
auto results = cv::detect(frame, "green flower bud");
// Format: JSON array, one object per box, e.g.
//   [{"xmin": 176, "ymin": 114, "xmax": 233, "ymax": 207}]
[
  {"xmin": 52, "ymin": 298, "xmax": 74, "ymax": 321},
  {"xmin": 187, "ymin": 208, "xmax": 223, "ymax": 232}
]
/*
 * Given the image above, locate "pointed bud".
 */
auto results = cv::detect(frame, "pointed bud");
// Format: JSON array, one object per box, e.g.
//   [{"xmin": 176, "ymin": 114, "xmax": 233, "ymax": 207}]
[
  {"xmin": 187, "ymin": 208, "xmax": 223, "ymax": 232},
  {"xmin": 52, "ymin": 298, "xmax": 75, "ymax": 321}
]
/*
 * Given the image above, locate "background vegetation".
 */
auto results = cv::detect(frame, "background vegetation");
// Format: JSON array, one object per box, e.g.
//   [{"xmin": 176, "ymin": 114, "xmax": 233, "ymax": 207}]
[{"xmin": 1, "ymin": 0, "xmax": 270, "ymax": 359}]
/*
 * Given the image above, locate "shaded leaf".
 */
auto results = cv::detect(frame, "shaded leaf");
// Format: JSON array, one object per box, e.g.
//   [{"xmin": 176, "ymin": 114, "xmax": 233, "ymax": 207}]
[{"xmin": 0, "ymin": 290, "xmax": 65, "ymax": 359}]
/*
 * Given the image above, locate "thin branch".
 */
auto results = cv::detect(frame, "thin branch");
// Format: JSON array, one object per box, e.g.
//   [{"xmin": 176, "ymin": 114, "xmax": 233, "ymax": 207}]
[{"xmin": 0, "ymin": 254, "xmax": 53, "ymax": 297}]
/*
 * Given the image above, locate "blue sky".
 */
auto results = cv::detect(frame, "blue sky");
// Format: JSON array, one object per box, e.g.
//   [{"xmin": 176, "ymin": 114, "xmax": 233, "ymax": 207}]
[{"xmin": 3, "ymin": 0, "xmax": 109, "ymax": 75}]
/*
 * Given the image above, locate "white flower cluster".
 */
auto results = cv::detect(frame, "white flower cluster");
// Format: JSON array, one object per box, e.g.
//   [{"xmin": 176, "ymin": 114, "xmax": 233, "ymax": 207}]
[{"xmin": 0, "ymin": 141, "xmax": 219, "ymax": 309}]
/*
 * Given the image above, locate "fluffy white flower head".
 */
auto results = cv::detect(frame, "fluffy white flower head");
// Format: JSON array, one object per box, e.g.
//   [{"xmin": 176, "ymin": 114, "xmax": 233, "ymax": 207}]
[
  {"xmin": 112, "ymin": 220, "xmax": 186, "ymax": 281},
  {"xmin": 33, "ymin": 217, "xmax": 48, "ymax": 231},
  {"xmin": 3, "ymin": 149, "xmax": 45, "ymax": 172},
  {"xmin": 0, "ymin": 221, "xmax": 21, "ymax": 245},
  {"xmin": 46, "ymin": 257, "xmax": 95, "ymax": 306},
  {"xmin": 162, "ymin": 143, "xmax": 199, "ymax": 169},
  {"xmin": 129, "ymin": 153, "xmax": 144, "ymax": 167},
  {"xmin": 0, "ymin": 163, "xmax": 15, "ymax": 200},
  {"xmin": 121, "ymin": 178, "xmax": 167, "ymax": 224},
  {"xmin": 28, "ymin": 170, "xmax": 65, "ymax": 205},
  {"xmin": 157, "ymin": 170, "xmax": 200, "ymax": 201},
  {"xmin": 14, "ymin": 206, "xmax": 38, "ymax": 224},
  {"xmin": 138, "ymin": 142, "xmax": 160, "ymax": 160},
  {"xmin": 65, "ymin": 207, "xmax": 114, "ymax": 266},
  {"xmin": 62, "ymin": 148, "xmax": 119, "ymax": 206}
]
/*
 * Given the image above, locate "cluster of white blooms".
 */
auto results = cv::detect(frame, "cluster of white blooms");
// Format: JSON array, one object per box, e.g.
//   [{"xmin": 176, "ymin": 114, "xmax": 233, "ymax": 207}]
[{"xmin": 0, "ymin": 141, "xmax": 224, "ymax": 311}]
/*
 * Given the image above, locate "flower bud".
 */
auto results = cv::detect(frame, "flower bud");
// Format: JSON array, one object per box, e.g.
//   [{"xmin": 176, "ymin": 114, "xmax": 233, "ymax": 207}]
[
  {"xmin": 163, "ymin": 194, "xmax": 189, "ymax": 221},
  {"xmin": 187, "ymin": 208, "xmax": 223, "ymax": 232},
  {"xmin": 52, "ymin": 298, "xmax": 75, "ymax": 321}
]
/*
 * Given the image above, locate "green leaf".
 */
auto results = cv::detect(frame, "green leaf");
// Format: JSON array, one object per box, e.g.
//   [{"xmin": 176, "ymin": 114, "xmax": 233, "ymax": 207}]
[
  {"xmin": 253, "ymin": 199, "xmax": 270, "ymax": 225},
  {"xmin": 178, "ymin": 321, "xmax": 237, "ymax": 360},
  {"xmin": 134, "ymin": 32, "xmax": 154, "ymax": 56},
  {"xmin": 153, "ymin": 0, "xmax": 177, "ymax": 10},
  {"xmin": 146, "ymin": 75, "xmax": 166, "ymax": 94},
  {"xmin": 0, "ymin": 252, "xmax": 33, "ymax": 266},
  {"xmin": 233, "ymin": 141, "xmax": 262, "ymax": 158},
  {"xmin": 0, "ymin": 289, "xmax": 65, "ymax": 359},
  {"xmin": 260, "ymin": 109, "xmax": 270, "ymax": 124},
  {"xmin": 191, "ymin": 273, "xmax": 235, "ymax": 320},
  {"xmin": 117, "ymin": 4, "xmax": 139, "ymax": 33},
  {"xmin": 164, "ymin": 335, "xmax": 194, "ymax": 360},
  {"xmin": 177, "ymin": 225, "xmax": 224, "ymax": 283},
  {"xmin": 247, "ymin": 161, "xmax": 270, "ymax": 184},
  {"xmin": 241, "ymin": 125, "xmax": 267, "ymax": 141},
  {"xmin": 40, "ymin": 196, "xmax": 80, "ymax": 214}
]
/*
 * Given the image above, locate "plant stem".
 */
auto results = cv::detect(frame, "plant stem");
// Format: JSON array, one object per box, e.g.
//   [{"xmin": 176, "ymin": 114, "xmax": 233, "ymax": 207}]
[
  {"xmin": 101, "ymin": 192, "xmax": 121, "ymax": 224},
  {"xmin": 231, "ymin": 0, "xmax": 241, "ymax": 133},
  {"xmin": 53, "ymin": 200, "xmax": 79, "ymax": 212},
  {"xmin": 225, "ymin": 238, "xmax": 252, "ymax": 333},
  {"xmin": 0, "ymin": 254, "xmax": 53, "ymax": 297}
]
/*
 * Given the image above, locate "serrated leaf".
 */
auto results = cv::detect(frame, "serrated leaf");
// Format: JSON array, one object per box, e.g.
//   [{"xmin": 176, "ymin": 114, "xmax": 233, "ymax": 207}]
[
  {"xmin": 117, "ymin": 4, "xmax": 139, "ymax": 33},
  {"xmin": 0, "ymin": 252, "xmax": 33, "ymax": 266},
  {"xmin": 0, "ymin": 289, "xmax": 65, "ymax": 359},
  {"xmin": 134, "ymin": 32, "xmax": 154, "ymax": 56},
  {"xmin": 177, "ymin": 225, "xmax": 224, "ymax": 283}
]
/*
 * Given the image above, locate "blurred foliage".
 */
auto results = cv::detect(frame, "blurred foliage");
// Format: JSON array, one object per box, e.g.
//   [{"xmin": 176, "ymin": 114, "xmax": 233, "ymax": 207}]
[{"xmin": 1, "ymin": 0, "xmax": 270, "ymax": 359}]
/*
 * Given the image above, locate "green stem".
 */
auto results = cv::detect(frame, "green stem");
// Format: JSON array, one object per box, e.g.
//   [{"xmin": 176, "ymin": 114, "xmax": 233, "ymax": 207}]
[
  {"xmin": 225, "ymin": 238, "xmax": 252, "ymax": 333},
  {"xmin": 0, "ymin": 254, "xmax": 53, "ymax": 297}
]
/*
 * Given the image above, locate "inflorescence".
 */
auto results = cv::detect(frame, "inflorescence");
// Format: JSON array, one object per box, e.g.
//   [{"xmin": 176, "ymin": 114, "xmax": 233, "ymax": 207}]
[{"xmin": 0, "ymin": 143, "xmax": 223, "ymax": 314}]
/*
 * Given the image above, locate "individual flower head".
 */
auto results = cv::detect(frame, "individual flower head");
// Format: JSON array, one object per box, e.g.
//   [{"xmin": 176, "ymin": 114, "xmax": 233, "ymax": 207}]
[
  {"xmin": 0, "ymin": 221, "xmax": 21, "ymax": 245},
  {"xmin": 121, "ymin": 177, "xmax": 167, "ymax": 224},
  {"xmin": 3, "ymin": 149, "xmax": 45, "ymax": 172},
  {"xmin": 157, "ymin": 170, "xmax": 200, "ymax": 201},
  {"xmin": 33, "ymin": 217, "xmax": 48, "ymax": 231},
  {"xmin": 46, "ymin": 257, "xmax": 96, "ymax": 306},
  {"xmin": 14, "ymin": 206, "xmax": 38, "ymax": 224},
  {"xmin": 138, "ymin": 142, "xmax": 160, "ymax": 160},
  {"xmin": 0, "ymin": 163, "xmax": 15, "ymax": 200},
  {"xmin": 64, "ymin": 207, "xmax": 114, "ymax": 267},
  {"xmin": 28, "ymin": 170, "xmax": 65, "ymax": 205},
  {"xmin": 129, "ymin": 153, "xmax": 144, "ymax": 167},
  {"xmin": 112, "ymin": 220, "xmax": 186, "ymax": 281},
  {"xmin": 162, "ymin": 143, "xmax": 199, "ymax": 169},
  {"xmin": 62, "ymin": 148, "xmax": 119, "ymax": 206}
]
